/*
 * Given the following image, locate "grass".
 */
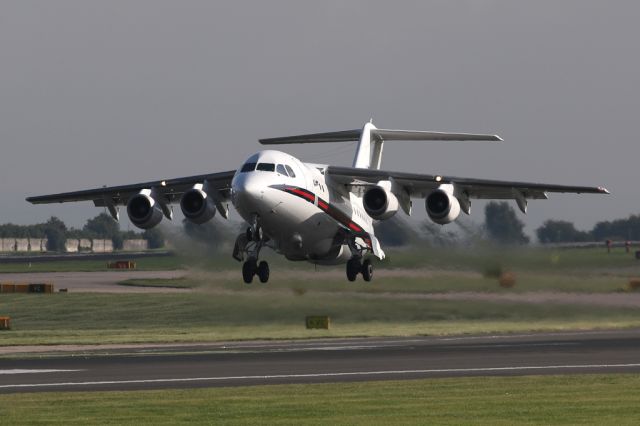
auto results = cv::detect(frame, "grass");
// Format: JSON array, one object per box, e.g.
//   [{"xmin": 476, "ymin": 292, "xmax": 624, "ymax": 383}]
[
  {"xmin": 380, "ymin": 245, "xmax": 640, "ymax": 273},
  {"xmin": 1, "ymin": 246, "xmax": 640, "ymax": 346},
  {"xmin": 2, "ymin": 374, "xmax": 640, "ymax": 424},
  {"xmin": 0, "ymin": 255, "xmax": 185, "ymax": 273},
  {"xmin": 2, "ymin": 290, "xmax": 640, "ymax": 346},
  {"xmin": 123, "ymin": 267, "xmax": 636, "ymax": 294},
  {"xmin": 0, "ymin": 246, "xmax": 638, "ymax": 275},
  {"xmin": 118, "ymin": 278, "xmax": 195, "ymax": 289}
]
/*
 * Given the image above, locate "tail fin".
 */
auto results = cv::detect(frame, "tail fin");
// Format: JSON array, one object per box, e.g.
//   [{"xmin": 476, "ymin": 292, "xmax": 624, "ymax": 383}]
[
  {"xmin": 353, "ymin": 121, "xmax": 382, "ymax": 169},
  {"xmin": 259, "ymin": 121, "xmax": 502, "ymax": 170}
]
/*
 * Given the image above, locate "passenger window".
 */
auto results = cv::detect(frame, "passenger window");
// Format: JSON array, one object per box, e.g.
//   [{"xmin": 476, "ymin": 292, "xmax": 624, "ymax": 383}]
[
  {"xmin": 276, "ymin": 164, "xmax": 288, "ymax": 176},
  {"xmin": 241, "ymin": 162, "xmax": 256, "ymax": 173},
  {"xmin": 256, "ymin": 163, "xmax": 275, "ymax": 172},
  {"xmin": 285, "ymin": 165, "xmax": 296, "ymax": 178}
]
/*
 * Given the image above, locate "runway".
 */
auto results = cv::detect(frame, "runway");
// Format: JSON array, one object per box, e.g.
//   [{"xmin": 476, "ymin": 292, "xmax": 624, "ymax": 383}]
[{"xmin": 2, "ymin": 329, "xmax": 640, "ymax": 393}]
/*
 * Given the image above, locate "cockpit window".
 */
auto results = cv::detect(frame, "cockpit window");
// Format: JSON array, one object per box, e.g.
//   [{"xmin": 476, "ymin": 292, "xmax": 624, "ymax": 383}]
[
  {"xmin": 285, "ymin": 165, "xmax": 296, "ymax": 178},
  {"xmin": 241, "ymin": 162, "xmax": 256, "ymax": 173},
  {"xmin": 256, "ymin": 163, "xmax": 275, "ymax": 172},
  {"xmin": 276, "ymin": 164, "xmax": 288, "ymax": 176}
]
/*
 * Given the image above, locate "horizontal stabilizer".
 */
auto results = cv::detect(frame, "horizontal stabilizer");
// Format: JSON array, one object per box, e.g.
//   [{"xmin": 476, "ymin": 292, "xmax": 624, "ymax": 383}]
[
  {"xmin": 371, "ymin": 129, "xmax": 502, "ymax": 142},
  {"xmin": 259, "ymin": 127, "xmax": 502, "ymax": 145},
  {"xmin": 260, "ymin": 130, "xmax": 361, "ymax": 145}
]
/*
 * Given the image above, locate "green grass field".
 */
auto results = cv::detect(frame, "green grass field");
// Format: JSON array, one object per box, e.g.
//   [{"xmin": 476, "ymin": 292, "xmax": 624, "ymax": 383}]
[
  {"xmin": 1, "ymin": 374, "xmax": 640, "ymax": 425},
  {"xmin": 2, "ymin": 245, "xmax": 639, "ymax": 274},
  {"xmin": 0, "ymin": 255, "xmax": 184, "ymax": 273},
  {"xmin": 2, "ymin": 247, "xmax": 640, "ymax": 424},
  {"xmin": 1, "ymin": 246, "xmax": 640, "ymax": 346},
  {"xmin": 2, "ymin": 289, "xmax": 640, "ymax": 346}
]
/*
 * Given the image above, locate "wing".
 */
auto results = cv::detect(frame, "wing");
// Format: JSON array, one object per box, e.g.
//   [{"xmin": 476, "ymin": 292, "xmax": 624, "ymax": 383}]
[
  {"xmin": 26, "ymin": 170, "xmax": 236, "ymax": 217},
  {"xmin": 326, "ymin": 166, "xmax": 609, "ymax": 213}
]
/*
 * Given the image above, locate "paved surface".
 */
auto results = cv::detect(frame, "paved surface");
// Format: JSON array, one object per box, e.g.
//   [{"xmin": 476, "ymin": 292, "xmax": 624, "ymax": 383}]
[
  {"xmin": 2, "ymin": 329, "xmax": 640, "ymax": 393},
  {"xmin": 0, "ymin": 270, "xmax": 188, "ymax": 293}
]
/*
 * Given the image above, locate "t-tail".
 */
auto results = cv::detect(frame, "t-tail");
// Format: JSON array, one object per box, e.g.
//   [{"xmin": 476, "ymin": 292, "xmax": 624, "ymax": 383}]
[{"xmin": 259, "ymin": 120, "xmax": 502, "ymax": 170}]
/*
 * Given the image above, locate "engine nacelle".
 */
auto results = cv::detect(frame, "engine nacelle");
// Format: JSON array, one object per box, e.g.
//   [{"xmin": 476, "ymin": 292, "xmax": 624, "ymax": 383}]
[
  {"xmin": 363, "ymin": 186, "xmax": 399, "ymax": 220},
  {"xmin": 426, "ymin": 189, "xmax": 461, "ymax": 225},
  {"xmin": 126, "ymin": 190, "xmax": 163, "ymax": 229},
  {"xmin": 180, "ymin": 186, "xmax": 216, "ymax": 224}
]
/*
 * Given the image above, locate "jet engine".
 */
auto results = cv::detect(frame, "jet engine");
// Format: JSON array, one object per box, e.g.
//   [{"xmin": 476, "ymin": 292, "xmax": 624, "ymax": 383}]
[
  {"xmin": 363, "ymin": 186, "xmax": 399, "ymax": 220},
  {"xmin": 180, "ymin": 185, "xmax": 216, "ymax": 224},
  {"xmin": 425, "ymin": 189, "xmax": 461, "ymax": 225},
  {"xmin": 126, "ymin": 190, "xmax": 164, "ymax": 229}
]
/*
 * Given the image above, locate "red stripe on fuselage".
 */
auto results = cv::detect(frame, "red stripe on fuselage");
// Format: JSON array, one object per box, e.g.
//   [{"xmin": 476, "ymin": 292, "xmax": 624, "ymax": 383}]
[
  {"xmin": 289, "ymin": 187, "xmax": 315, "ymax": 203},
  {"xmin": 279, "ymin": 186, "xmax": 367, "ymax": 236},
  {"xmin": 348, "ymin": 222, "xmax": 362, "ymax": 232}
]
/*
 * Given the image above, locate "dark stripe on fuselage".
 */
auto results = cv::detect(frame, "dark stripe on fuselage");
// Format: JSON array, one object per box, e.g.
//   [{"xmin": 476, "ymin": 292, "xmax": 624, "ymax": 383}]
[{"xmin": 276, "ymin": 186, "xmax": 368, "ymax": 240}]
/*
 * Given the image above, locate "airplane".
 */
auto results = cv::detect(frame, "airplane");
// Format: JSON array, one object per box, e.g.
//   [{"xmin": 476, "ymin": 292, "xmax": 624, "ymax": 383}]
[{"xmin": 27, "ymin": 121, "xmax": 609, "ymax": 283}]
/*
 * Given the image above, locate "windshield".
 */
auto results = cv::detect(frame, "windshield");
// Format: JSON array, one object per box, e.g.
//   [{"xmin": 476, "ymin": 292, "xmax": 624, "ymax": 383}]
[
  {"xmin": 256, "ymin": 163, "xmax": 275, "ymax": 172},
  {"xmin": 240, "ymin": 162, "xmax": 256, "ymax": 173},
  {"xmin": 276, "ymin": 164, "xmax": 288, "ymax": 176},
  {"xmin": 285, "ymin": 165, "xmax": 296, "ymax": 177}
]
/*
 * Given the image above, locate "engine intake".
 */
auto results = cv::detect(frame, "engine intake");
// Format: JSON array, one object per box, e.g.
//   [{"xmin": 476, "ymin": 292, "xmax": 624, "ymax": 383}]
[
  {"xmin": 426, "ymin": 189, "xmax": 461, "ymax": 224},
  {"xmin": 363, "ymin": 186, "xmax": 399, "ymax": 220},
  {"xmin": 180, "ymin": 186, "xmax": 216, "ymax": 224},
  {"xmin": 126, "ymin": 191, "xmax": 163, "ymax": 229}
]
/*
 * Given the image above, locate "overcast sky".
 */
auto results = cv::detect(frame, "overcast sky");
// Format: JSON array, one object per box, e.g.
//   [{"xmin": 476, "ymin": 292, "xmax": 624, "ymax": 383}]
[{"xmin": 1, "ymin": 1, "xmax": 637, "ymax": 235}]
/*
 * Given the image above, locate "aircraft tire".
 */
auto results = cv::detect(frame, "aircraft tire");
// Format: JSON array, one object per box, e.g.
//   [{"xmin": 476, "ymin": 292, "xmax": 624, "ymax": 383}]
[
  {"xmin": 242, "ymin": 259, "xmax": 256, "ymax": 284},
  {"xmin": 362, "ymin": 259, "xmax": 373, "ymax": 282},
  {"xmin": 257, "ymin": 261, "xmax": 270, "ymax": 283},
  {"xmin": 346, "ymin": 258, "xmax": 360, "ymax": 282}
]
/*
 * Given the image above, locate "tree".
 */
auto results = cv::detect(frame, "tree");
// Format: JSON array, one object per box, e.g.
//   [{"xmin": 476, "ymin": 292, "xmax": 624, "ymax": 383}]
[
  {"xmin": 183, "ymin": 218, "xmax": 232, "ymax": 247},
  {"xmin": 484, "ymin": 202, "xmax": 529, "ymax": 245},
  {"xmin": 43, "ymin": 216, "xmax": 67, "ymax": 252},
  {"xmin": 143, "ymin": 228, "xmax": 165, "ymax": 249},
  {"xmin": 536, "ymin": 220, "xmax": 591, "ymax": 243},
  {"xmin": 83, "ymin": 213, "xmax": 119, "ymax": 238},
  {"xmin": 592, "ymin": 214, "xmax": 640, "ymax": 241},
  {"xmin": 83, "ymin": 213, "xmax": 124, "ymax": 249},
  {"xmin": 374, "ymin": 217, "xmax": 418, "ymax": 247}
]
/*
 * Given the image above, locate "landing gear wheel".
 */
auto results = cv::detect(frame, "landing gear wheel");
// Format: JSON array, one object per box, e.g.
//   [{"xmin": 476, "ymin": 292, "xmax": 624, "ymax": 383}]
[
  {"xmin": 362, "ymin": 259, "xmax": 373, "ymax": 282},
  {"xmin": 346, "ymin": 258, "xmax": 361, "ymax": 282},
  {"xmin": 242, "ymin": 259, "xmax": 257, "ymax": 284},
  {"xmin": 257, "ymin": 261, "xmax": 270, "ymax": 283}
]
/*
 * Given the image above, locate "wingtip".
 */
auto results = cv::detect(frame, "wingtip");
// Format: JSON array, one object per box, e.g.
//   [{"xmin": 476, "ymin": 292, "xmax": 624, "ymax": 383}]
[
  {"xmin": 599, "ymin": 187, "xmax": 611, "ymax": 195},
  {"xmin": 495, "ymin": 135, "xmax": 504, "ymax": 142}
]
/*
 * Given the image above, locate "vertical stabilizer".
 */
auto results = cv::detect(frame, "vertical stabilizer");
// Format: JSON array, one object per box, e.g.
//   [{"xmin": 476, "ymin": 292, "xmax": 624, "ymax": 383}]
[{"xmin": 352, "ymin": 122, "xmax": 384, "ymax": 169}]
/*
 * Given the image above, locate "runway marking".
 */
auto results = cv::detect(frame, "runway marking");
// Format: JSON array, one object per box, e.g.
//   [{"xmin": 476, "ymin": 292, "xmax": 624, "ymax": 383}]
[
  {"xmin": 0, "ymin": 369, "xmax": 83, "ymax": 375},
  {"xmin": 2, "ymin": 363, "xmax": 640, "ymax": 389},
  {"xmin": 454, "ymin": 343, "xmax": 579, "ymax": 349}
]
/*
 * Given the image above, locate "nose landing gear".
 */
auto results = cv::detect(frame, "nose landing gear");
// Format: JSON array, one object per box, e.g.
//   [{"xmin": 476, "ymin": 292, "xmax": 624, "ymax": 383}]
[
  {"xmin": 236, "ymin": 216, "xmax": 270, "ymax": 284},
  {"xmin": 242, "ymin": 259, "xmax": 270, "ymax": 284}
]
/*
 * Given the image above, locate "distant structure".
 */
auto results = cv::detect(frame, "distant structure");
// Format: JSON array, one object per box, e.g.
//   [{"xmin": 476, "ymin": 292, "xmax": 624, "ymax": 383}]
[
  {"xmin": 0, "ymin": 238, "xmax": 147, "ymax": 253},
  {"xmin": 122, "ymin": 239, "xmax": 148, "ymax": 251}
]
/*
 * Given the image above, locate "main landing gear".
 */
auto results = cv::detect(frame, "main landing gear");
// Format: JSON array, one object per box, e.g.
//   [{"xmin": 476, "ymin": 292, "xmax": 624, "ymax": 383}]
[{"xmin": 346, "ymin": 257, "xmax": 373, "ymax": 282}]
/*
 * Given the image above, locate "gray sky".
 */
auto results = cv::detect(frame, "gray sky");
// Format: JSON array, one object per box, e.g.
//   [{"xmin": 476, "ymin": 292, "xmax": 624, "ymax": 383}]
[{"xmin": 1, "ymin": 1, "xmax": 637, "ymax": 235}]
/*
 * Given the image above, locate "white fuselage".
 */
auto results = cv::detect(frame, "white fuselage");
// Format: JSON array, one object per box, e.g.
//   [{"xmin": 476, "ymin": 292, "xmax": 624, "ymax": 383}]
[{"xmin": 230, "ymin": 150, "xmax": 374, "ymax": 264}]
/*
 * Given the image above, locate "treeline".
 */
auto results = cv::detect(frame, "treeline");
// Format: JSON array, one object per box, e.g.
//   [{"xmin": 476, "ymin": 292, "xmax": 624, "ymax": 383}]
[
  {"xmin": 537, "ymin": 215, "xmax": 640, "ymax": 243},
  {"xmin": 376, "ymin": 201, "xmax": 638, "ymax": 246},
  {"xmin": 5, "ymin": 203, "xmax": 635, "ymax": 252},
  {"xmin": 0, "ymin": 214, "xmax": 163, "ymax": 252}
]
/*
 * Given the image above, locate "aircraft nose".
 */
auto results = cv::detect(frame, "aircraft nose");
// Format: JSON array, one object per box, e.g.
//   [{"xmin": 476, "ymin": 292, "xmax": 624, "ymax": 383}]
[{"xmin": 233, "ymin": 175, "xmax": 264, "ymax": 208}]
